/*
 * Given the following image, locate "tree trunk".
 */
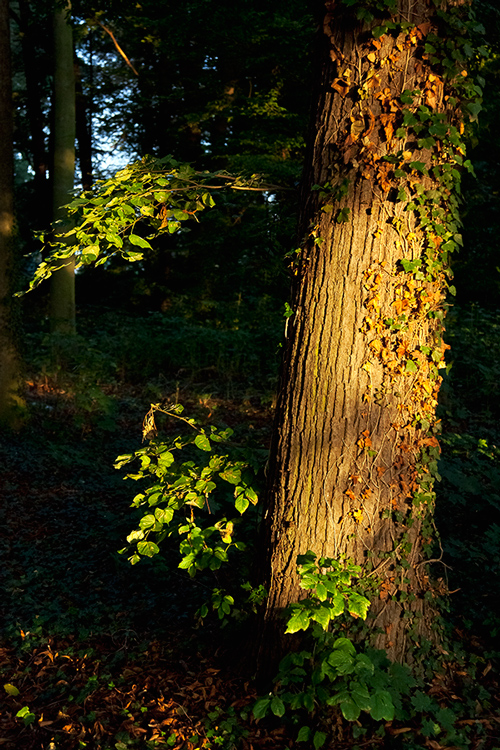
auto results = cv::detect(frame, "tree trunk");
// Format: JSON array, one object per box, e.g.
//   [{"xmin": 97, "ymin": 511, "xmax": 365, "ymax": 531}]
[
  {"xmin": 75, "ymin": 57, "xmax": 92, "ymax": 191},
  {"xmin": 49, "ymin": 0, "xmax": 76, "ymax": 334},
  {"xmin": 18, "ymin": 0, "xmax": 50, "ymax": 229},
  {"xmin": 0, "ymin": 0, "xmax": 24, "ymax": 425},
  {"xmin": 259, "ymin": 0, "xmax": 464, "ymax": 674}
]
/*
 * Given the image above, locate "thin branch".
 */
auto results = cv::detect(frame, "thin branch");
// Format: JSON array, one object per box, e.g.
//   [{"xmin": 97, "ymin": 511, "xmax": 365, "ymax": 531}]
[{"xmin": 97, "ymin": 21, "xmax": 139, "ymax": 76}]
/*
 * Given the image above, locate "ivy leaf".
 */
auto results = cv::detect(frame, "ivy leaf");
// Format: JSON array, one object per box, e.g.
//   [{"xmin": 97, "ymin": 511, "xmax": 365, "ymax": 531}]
[
  {"xmin": 409, "ymin": 161, "xmax": 427, "ymax": 173},
  {"xmin": 405, "ymin": 360, "xmax": 419, "ymax": 373},
  {"xmin": 411, "ymin": 690, "xmax": 433, "ymax": 712},
  {"xmin": 16, "ymin": 707, "xmax": 36, "ymax": 726},
  {"xmin": 467, "ymin": 102, "xmax": 482, "ymax": 119}
]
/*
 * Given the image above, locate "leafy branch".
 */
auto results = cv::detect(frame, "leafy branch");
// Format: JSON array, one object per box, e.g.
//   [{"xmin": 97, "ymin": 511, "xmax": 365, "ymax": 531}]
[
  {"xmin": 20, "ymin": 155, "xmax": 278, "ymax": 294},
  {"xmin": 116, "ymin": 403, "xmax": 261, "ymax": 575}
]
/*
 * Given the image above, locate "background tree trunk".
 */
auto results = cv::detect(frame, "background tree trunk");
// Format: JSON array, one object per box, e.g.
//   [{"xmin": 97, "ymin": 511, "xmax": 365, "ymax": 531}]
[
  {"xmin": 0, "ymin": 0, "xmax": 24, "ymax": 426},
  {"xmin": 49, "ymin": 0, "xmax": 76, "ymax": 334},
  {"xmin": 18, "ymin": 0, "xmax": 50, "ymax": 230},
  {"xmin": 258, "ymin": 0, "xmax": 457, "ymax": 674}
]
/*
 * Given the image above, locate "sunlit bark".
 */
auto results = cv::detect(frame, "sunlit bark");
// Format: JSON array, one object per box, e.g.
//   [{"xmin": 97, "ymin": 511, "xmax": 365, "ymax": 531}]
[{"xmin": 258, "ymin": 0, "xmax": 455, "ymax": 675}]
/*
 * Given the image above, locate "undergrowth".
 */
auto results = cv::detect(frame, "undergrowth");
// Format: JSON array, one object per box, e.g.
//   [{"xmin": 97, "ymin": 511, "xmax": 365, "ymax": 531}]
[{"xmin": 1, "ymin": 303, "xmax": 499, "ymax": 749}]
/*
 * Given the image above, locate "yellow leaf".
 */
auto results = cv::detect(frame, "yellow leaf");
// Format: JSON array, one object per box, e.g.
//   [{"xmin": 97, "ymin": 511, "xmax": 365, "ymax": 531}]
[{"xmin": 3, "ymin": 684, "xmax": 19, "ymax": 697}]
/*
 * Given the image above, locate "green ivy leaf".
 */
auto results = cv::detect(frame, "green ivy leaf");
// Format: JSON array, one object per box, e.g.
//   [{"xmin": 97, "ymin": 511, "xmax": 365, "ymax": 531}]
[
  {"xmin": 16, "ymin": 706, "xmax": 36, "ymax": 726},
  {"xmin": 405, "ymin": 360, "xmax": 419, "ymax": 374}
]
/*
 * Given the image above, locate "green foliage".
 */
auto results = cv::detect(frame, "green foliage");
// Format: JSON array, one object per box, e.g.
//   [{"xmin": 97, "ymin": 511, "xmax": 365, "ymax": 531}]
[
  {"xmin": 284, "ymin": 552, "xmax": 370, "ymax": 634},
  {"xmin": 116, "ymin": 402, "xmax": 261, "ymax": 576},
  {"xmin": 15, "ymin": 706, "xmax": 36, "ymax": 726},
  {"xmin": 201, "ymin": 706, "xmax": 249, "ymax": 750},
  {"xmin": 253, "ymin": 553, "xmax": 408, "ymax": 745},
  {"xmin": 251, "ymin": 551, "xmax": 490, "ymax": 749},
  {"xmin": 22, "ymin": 156, "xmax": 263, "ymax": 294}
]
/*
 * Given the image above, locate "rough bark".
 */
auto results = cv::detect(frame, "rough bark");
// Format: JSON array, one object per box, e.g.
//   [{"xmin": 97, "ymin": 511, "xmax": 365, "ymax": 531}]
[
  {"xmin": 0, "ymin": 0, "xmax": 24, "ymax": 425},
  {"xmin": 49, "ymin": 0, "xmax": 76, "ymax": 334},
  {"xmin": 258, "ymin": 0, "xmax": 456, "ymax": 674}
]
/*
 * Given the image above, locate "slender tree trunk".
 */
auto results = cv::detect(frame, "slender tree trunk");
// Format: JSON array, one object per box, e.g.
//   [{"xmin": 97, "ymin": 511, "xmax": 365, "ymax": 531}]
[
  {"xmin": 49, "ymin": 0, "xmax": 76, "ymax": 334},
  {"xmin": 18, "ymin": 0, "xmax": 50, "ymax": 229},
  {"xmin": 0, "ymin": 0, "xmax": 24, "ymax": 425},
  {"xmin": 258, "ymin": 0, "xmax": 463, "ymax": 675},
  {"xmin": 75, "ymin": 58, "xmax": 92, "ymax": 191}
]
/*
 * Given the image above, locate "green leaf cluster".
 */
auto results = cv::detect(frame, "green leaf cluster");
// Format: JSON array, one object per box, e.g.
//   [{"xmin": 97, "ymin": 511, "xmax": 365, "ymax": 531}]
[
  {"xmin": 20, "ymin": 156, "xmax": 262, "ymax": 295},
  {"xmin": 252, "ymin": 552, "xmax": 413, "ymax": 745},
  {"xmin": 116, "ymin": 402, "xmax": 259, "ymax": 576},
  {"xmin": 285, "ymin": 551, "xmax": 370, "ymax": 634}
]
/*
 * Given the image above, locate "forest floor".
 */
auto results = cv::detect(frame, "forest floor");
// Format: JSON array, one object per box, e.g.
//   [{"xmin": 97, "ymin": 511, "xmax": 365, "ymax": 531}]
[{"xmin": 1, "ymin": 304, "xmax": 500, "ymax": 750}]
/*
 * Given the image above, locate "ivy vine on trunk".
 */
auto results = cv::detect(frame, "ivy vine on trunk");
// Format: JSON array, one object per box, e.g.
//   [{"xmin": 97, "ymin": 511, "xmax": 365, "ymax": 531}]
[{"xmin": 257, "ymin": 0, "xmax": 484, "ymax": 675}]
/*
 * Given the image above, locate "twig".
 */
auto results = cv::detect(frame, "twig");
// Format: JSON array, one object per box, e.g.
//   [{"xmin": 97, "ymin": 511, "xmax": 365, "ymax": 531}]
[{"xmin": 97, "ymin": 21, "xmax": 139, "ymax": 76}]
